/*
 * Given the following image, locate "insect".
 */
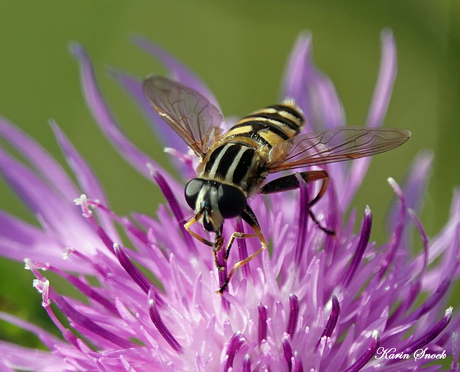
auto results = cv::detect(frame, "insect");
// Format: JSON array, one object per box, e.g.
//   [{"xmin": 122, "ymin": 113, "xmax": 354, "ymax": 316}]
[{"xmin": 143, "ymin": 76, "xmax": 410, "ymax": 294}]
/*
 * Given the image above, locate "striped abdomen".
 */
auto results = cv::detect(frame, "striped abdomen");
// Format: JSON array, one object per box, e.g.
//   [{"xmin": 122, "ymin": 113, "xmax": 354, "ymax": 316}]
[{"xmin": 199, "ymin": 102, "xmax": 305, "ymax": 195}]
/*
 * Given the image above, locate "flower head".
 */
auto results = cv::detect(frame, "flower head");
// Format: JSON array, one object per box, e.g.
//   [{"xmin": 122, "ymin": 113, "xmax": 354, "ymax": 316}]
[{"xmin": 0, "ymin": 30, "xmax": 459, "ymax": 371}]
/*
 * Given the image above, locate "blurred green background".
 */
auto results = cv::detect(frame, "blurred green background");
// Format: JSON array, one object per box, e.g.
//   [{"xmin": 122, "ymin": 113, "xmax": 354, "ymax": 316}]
[{"xmin": 0, "ymin": 0, "xmax": 459, "ymax": 350}]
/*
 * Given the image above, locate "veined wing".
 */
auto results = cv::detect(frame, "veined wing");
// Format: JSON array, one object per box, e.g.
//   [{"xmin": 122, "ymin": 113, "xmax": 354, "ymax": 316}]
[
  {"xmin": 267, "ymin": 126, "xmax": 411, "ymax": 173},
  {"xmin": 143, "ymin": 76, "xmax": 223, "ymax": 158}
]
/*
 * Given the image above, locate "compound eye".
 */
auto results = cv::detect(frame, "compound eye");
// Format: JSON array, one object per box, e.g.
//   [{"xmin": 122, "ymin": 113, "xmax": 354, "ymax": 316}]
[
  {"xmin": 184, "ymin": 179, "xmax": 204, "ymax": 209},
  {"xmin": 217, "ymin": 184, "xmax": 247, "ymax": 218}
]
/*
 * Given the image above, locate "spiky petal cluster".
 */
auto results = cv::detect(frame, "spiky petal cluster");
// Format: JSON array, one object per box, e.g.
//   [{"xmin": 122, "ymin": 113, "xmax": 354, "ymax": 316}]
[{"xmin": 0, "ymin": 31, "xmax": 459, "ymax": 371}]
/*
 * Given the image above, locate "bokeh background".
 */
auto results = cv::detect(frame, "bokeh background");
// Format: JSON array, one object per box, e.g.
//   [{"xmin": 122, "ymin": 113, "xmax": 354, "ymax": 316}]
[{"xmin": 0, "ymin": 0, "xmax": 459, "ymax": 351}]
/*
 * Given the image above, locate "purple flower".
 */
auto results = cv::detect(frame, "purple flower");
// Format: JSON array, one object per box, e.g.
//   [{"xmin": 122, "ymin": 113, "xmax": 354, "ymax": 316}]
[{"xmin": 0, "ymin": 30, "xmax": 459, "ymax": 371}]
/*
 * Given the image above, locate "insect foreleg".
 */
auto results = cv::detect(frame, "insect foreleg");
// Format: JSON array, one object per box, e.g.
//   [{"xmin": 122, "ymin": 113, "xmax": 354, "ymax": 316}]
[
  {"xmin": 184, "ymin": 217, "xmax": 214, "ymax": 247},
  {"xmin": 217, "ymin": 205, "xmax": 268, "ymax": 295},
  {"xmin": 260, "ymin": 170, "xmax": 334, "ymax": 235}
]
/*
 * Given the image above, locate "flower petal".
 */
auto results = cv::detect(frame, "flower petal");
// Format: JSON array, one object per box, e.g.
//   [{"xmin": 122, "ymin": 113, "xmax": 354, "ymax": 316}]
[
  {"xmin": 387, "ymin": 151, "xmax": 433, "ymax": 237},
  {"xmin": 0, "ymin": 147, "xmax": 102, "ymax": 261},
  {"xmin": 51, "ymin": 121, "xmax": 120, "ymax": 243},
  {"xmin": 0, "ymin": 341, "xmax": 69, "ymax": 371},
  {"xmin": 0, "ymin": 311, "xmax": 65, "ymax": 350},
  {"xmin": 365, "ymin": 30, "xmax": 398, "ymax": 129},
  {"xmin": 281, "ymin": 32, "xmax": 345, "ymax": 132},
  {"xmin": 109, "ymin": 69, "xmax": 189, "ymax": 155},
  {"xmin": 148, "ymin": 286, "xmax": 184, "ymax": 353},
  {"xmin": 132, "ymin": 36, "xmax": 221, "ymax": 112},
  {"xmin": 70, "ymin": 42, "xmax": 181, "ymax": 193},
  {"xmin": 343, "ymin": 331, "xmax": 380, "ymax": 372},
  {"xmin": 341, "ymin": 206, "xmax": 372, "ymax": 289},
  {"xmin": 0, "ymin": 116, "xmax": 79, "ymax": 201},
  {"xmin": 341, "ymin": 30, "xmax": 399, "ymax": 208},
  {"xmin": 0, "ymin": 211, "xmax": 84, "ymax": 271}
]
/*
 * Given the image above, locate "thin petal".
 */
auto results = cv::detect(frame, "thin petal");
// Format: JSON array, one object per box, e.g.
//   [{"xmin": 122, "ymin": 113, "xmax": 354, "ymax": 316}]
[
  {"xmin": 0, "ymin": 116, "xmax": 79, "ymax": 201},
  {"xmin": 341, "ymin": 30, "xmax": 399, "ymax": 208},
  {"xmin": 341, "ymin": 206, "xmax": 372, "ymax": 289},
  {"xmin": 0, "ymin": 147, "xmax": 101, "ymax": 259},
  {"xmin": 47, "ymin": 267, "xmax": 119, "ymax": 315},
  {"xmin": 452, "ymin": 333, "xmax": 460, "ymax": 372},
  {"xmin": 387, "ymin": 151, "xmax": 433, "ymax": 235},
  {"xmin": 0, "ymin": 312, "xmax": 65, "ymax": 350},
  {"xmin": 343, "ymin": 331, "xmax": 380, "ymax": 372},
  {"xmin": 235, "ymin": 218, "xmax": 250, "ymax": 278},
  {"xmin": 404, "ymin": 307, "xmax": 452, "ymax": 354},
  {"xmin": 286, "ymin": 294, "xmax": 299, "ymax": 338},
  {"xmin": 49, "ymin": 287, "xmax": 133, "ymax": 349},
  {"xmin": 51, "ymin": 121, "xmax": 120, "ymax": 243},
  {"xmin": 109, "ymin": 69, "xmax": 189, "ymax": 154},
  {"xmin": 222, "ymin": 332, "xmax": 245, "ymax": 371},
  {"xmin": 132, "ymin": 35, "xmax": 221, "ymax": 111},
  {"xmin": 258, "ymin": 303, "xmax": 268, "ymax": 344},
  {"xmin": 378, "ymin": 178, "xmax": 406, "ymax": 279},
  {"xmin": 148, "ymin": 286, "xmax": 184, "ymax": 353},
  {"xmin": 293, "ymin": 351, "xmax": 304, "ymax": 372},
  {"xmin": 365, "ymin": 30, "xmax": 398, "ymax": 129},
  {"xmin": 0, "ymin": 341, "xmax": 69, "ymax": 371},
  {"xmin": 294, "ymin": 174, "xmax": 309, "ymax": 265},
  {"xmin": 114, "ymin": 244, "xmax": 163, "ymax": 305},
  {"xmin": 0, "ymin": 211, "xmax": 86, "ymax": 272},
  {"xmin": 70, "ymin": 42, "xmax": 181, "ymax": 192},
  {"xmin": 281, "ymin": 32, "xmax": 345, "ymax": 131},
  {"xmin": 242, "ymin": 355, "xmax": 251, "ymax": 372},
  {"xmin": 152, "ymin": 169, "xmax": 197, "ymax": 254},
  {"xmin": 320, "ymin": 295, "xmax": 340, "ymax": 340}
]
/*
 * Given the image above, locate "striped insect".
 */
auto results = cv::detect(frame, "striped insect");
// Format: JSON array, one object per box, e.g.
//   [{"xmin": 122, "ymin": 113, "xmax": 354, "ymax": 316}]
[{"xmin": 144, "ymin": 76, "xmax": 410, "ymax": 294}]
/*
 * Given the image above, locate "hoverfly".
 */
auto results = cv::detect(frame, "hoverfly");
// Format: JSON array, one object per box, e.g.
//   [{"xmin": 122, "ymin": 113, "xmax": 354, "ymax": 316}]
[{"xmin": 144, "ymin": 76, "xmax": 410, "ymax": 294}]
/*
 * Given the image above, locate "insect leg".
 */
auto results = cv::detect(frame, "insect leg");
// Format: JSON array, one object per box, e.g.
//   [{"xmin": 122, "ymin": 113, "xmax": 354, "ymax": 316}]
[
  {"xmin": 217, "ymin": 205, "xmax": 268, "ymax": 295},
  {"xmin": 212, "ymin": 228, "xmax": 225, "ymax": 271},
  {"xmin": 260, "ymin": 170, "xmax": 329, "ymax": 198},
  {"xmin": 185, "ymin": 219, "xmax": 229, "ymax": 273},
  {"xmin": 184, "ymin": 216, "xmax": 214, "ymax": 247},
  {"xmin": 260, "ymin": 171, "xmax": 334, "ymax": 235}
]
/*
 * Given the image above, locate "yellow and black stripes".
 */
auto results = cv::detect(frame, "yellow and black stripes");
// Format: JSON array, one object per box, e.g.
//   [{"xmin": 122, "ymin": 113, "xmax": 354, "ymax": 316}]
[
  {"xmin": 248, "ymin": 103, "xmax": 304, "ymax": 133},
  {"xmin": 227, "ymin": 103, "xmax": 304, "ymax": 146},
  {"xmin": 199, "ymin": 103, "xmax": 305, "ymax": 194},
  {"xmin": 203, "ymin": 143, "xmax": 257, "ymax": 191}
]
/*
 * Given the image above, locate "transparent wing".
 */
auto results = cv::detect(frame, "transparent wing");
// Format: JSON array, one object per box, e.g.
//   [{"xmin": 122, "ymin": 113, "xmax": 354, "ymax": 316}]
[
  {"xmin": 268, "ymin": 126, "xmax": 411, "ymax": 173},
  {"xmin": 143, "ymin": 76, "xmax": 223, "ymax": 158}
]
